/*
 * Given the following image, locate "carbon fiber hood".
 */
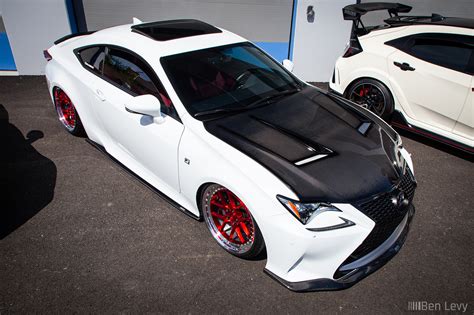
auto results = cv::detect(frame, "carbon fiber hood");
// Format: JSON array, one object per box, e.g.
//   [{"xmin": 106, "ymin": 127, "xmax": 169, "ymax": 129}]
[{"xmin": 204, "ymin": 86, "xmax": 402, "ymax": 203}]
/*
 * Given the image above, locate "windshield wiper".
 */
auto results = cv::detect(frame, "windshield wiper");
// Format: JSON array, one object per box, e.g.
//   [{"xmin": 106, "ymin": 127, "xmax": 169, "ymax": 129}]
[
  {"xmin": 245, "ymin": 87, "xmax": 301, "ymax": 108},
  {"xmin": 194, "ymin": 106, "xmax": 248, "ymax": 118},
  {"xmin": 194, "ymin": 87, "xmax": 301, "ymax": 118}
]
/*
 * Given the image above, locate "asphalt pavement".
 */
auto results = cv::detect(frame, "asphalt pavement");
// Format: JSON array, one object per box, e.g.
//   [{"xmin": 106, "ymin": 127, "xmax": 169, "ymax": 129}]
[{"xmin": 1, "ymin": 76, "xmax": 473, "ymax": 313}]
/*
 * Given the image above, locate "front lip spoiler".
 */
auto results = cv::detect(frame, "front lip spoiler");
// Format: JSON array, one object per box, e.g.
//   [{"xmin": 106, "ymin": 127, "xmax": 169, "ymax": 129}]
[{"xmin": 264, "ymin": 204, "xmax": 415, "ymax": 292}]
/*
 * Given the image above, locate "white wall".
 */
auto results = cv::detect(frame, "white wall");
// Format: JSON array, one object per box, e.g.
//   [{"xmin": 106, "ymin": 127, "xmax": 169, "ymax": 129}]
[
  {"xmin": 2, "ymin": 0, "xmax": 71, "ymax": 75},
  {"xmin": 83, "ymin": 0, "xmax": 293, "ymax": 43},
  {"xmin": 292, "ymin": 0, "xmax": 355, "ymax": 82}
]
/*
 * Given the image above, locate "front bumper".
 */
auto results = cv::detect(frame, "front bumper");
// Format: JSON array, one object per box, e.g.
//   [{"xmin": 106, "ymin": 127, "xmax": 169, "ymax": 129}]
[{"xmin": 265, "ymin": 204, "xmax": 415, "ymax": 292}]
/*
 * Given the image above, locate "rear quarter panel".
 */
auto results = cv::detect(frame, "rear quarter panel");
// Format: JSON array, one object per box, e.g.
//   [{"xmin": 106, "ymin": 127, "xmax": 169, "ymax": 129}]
[
  {"xmin": 45, "ymin": 42, "xmax": 103, "ymax": 143},
  {"xmin": 336, "ymin": 30, "xmax": 400, "ymax": 97}
]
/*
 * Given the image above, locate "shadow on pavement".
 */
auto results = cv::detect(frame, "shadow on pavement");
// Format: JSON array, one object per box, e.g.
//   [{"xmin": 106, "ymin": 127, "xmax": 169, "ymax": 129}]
[{"xmin": 0, "ymin": 104, "xmax": 57, "ymax": 239}]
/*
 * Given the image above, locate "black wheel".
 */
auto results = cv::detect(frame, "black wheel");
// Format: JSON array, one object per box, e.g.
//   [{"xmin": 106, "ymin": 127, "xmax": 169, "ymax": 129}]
[
  {"xmin": 53, "ymin": 87, "xmax": 85, "ymax": 136},
  {"xmin": 201, "ymin": 184, "xmax": 265, "ymax": 259},
  {"xmin": 346, "ymin": 78, "xmax": 394, "ymax": 121}
]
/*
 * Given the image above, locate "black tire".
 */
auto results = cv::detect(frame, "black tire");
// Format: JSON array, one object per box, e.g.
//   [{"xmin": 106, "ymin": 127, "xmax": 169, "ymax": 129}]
[
  {"xmin": 201, "ymin": 184, "xmax": 265, "ymax": 259},
  {"xmin": 345, "ymin": 78, "xmax": 394, "ymax": 121},
  {"xmin": 53, "ymin": 87, "xmax": 86, "ymax": 136}
]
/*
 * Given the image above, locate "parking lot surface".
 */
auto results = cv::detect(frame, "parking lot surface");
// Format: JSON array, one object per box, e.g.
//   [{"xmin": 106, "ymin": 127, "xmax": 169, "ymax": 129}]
[{"xmin": 1, "ymin": 77, "xmax": 473, "ymax": 313}]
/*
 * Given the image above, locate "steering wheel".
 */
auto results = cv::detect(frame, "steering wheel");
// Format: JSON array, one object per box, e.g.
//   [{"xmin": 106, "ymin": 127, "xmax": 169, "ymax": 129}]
[{"xmin": 234, "ymin": 69, "xmax": 254, "ymax": 90}]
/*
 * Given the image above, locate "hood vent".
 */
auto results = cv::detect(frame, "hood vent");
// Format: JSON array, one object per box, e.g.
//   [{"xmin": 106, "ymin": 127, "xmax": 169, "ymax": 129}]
[{"xmin": 250, "ymin": 115, "xmax": 334, "ymax": 166}]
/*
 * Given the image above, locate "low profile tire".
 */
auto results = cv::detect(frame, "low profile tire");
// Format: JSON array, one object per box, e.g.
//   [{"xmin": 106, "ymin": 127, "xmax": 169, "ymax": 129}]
[
  {"xmin": 201, "ymin": 184, "xmax": 265, "ymax": 259},
  {"xmin": 53, "ymin": 87, "xmax": 85, "ymax": 136},
  {"xmin": 346, "ymin": 78, "xmax": 394, "ymax": 121}
]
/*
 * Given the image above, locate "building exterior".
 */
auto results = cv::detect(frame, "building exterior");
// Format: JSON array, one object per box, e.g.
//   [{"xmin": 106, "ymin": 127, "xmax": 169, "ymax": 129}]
[{"xmin": 0, "ymin": 0, "xmax": 472, "ymax": 81}]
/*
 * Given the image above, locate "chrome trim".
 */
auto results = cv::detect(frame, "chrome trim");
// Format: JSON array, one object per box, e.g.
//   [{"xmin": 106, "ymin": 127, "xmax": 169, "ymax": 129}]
[
  {"xmin": 306, "ymin": 217, "xmax": 355, "ymax": 232},
  {"xmin": 294, "ymin": 154, "xmax": 328, "ymax": 166}
]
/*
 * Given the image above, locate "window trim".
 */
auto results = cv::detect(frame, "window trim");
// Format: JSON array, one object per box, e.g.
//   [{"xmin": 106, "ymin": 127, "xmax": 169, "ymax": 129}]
[
  {"xmin": 74, "ymin": 44, "xmax": 181, "ymax": 123},
  {"xmin": 75, "ymin": 45, "xmax": 106, "ymax": 75},
  {"xmin": 385, "ymin": 33, "xmax": 474, "ymax": 75}
]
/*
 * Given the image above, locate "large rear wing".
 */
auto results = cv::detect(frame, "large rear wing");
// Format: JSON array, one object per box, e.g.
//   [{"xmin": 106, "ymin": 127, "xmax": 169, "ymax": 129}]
[
  {"xmin": 343, "ymin": 2, "xmax": 412, "ymax": 21},
  {"xmin": 343, "ymin": 2, "xmax": 412, "ymax": 35}
]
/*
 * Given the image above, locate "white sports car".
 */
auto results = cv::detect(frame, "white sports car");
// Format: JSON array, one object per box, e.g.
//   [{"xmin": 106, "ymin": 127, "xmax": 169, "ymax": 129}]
[
  {"xmin": 45, "ymin": 19, "xmax": 416, "ymax": 291},
  {"xmin": 330, "ymin": 2, "xmax": 473, "ymax": 154}
]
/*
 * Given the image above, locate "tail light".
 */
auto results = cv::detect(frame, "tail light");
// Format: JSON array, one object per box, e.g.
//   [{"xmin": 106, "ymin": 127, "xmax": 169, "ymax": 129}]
[
  {"xmin": 342, "ymin": 36, "xmax": 363, "ymax": 58},
  {"xmin": 43, "ymin": 49, "xmax": 52, "ymax": 61}
]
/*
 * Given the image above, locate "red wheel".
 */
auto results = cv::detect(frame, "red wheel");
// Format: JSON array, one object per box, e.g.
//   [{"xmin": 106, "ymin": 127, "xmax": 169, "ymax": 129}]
[
  {"xmin": 53, "ymin": 87, "xmax": 85, "ymax": 136},
  {"xmin": 202, "ymin": 184, "xmax": 265, "ymax": 259}
]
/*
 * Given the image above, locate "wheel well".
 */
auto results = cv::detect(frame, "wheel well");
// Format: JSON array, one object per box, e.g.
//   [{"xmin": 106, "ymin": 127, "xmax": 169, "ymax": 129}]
[
  {"xmin": 51, "ymin": 85, "xmax": 64, "ymax": 106},
  {"xmin": 52, "ymin": 85, "xmax": 59, "ymax": 99},
  {"xmin": 196, "ymin": 182, "xmax": 215, "ymax": 218}
]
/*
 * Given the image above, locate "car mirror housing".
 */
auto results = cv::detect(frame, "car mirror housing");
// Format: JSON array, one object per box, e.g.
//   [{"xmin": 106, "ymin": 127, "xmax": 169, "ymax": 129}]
[
  {"xmin": 125, "ymin": 94, "xmax": 164, "ymax": 123},
  {"xmin": 282, "ymin": 59, "xmax": 294, "ymax": 72}
]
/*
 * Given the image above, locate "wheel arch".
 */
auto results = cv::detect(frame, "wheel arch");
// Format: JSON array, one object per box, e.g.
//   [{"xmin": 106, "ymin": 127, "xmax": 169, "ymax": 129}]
[
  {"xmin": 343, "ymin": 76, "xmax": 394, "ymax": 103},
  {"xmin": 339, "ymin": 62, "xmax": 403, "ymax": 105},
  {"xmin": 195, "ymin": 181, "xmax": 214, "ymax": 219}
]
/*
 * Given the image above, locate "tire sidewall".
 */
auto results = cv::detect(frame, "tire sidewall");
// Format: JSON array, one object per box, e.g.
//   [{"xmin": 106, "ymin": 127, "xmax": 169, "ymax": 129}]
[{"xmin": 346, "ymin": 78, "xmax": 394, "ymax": 121}]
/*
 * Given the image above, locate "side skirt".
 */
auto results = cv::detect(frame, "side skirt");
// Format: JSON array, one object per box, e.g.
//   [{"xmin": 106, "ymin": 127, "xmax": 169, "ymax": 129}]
[
  {"xmin": 85, "ymin": 139, "xmax": 201, "ymax": 221},
  {"xmin": 391, "ymin": 111, "xmax": 474, "ymax": 155}
]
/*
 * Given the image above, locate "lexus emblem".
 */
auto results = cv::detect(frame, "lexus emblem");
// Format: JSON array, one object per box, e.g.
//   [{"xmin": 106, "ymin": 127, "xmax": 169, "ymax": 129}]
[{"xmin": 391, "ymin": 191, "xmax": 409, "ymax": 207}]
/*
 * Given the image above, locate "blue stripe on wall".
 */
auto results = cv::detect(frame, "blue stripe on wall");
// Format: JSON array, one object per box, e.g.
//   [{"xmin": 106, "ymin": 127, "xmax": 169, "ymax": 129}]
[
  {"xmin": 289, "ymin": 0, "xmax": 298, "ymax": 60},
  {"xmin": 0, "ymin": 33, "xmax": 16, "ymax": 71},
  {"xmin": 65, "ymin": 0, "xmax": 78, "ymax": 33},
  {"xmin": 254, "ymin": 42, "xmax": 289, "ymax": 63}
]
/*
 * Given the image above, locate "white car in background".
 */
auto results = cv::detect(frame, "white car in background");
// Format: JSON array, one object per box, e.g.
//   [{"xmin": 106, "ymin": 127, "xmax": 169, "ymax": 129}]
[
  {"xmin": 44, "ymin": 18, "xmax": 416, "ymax": 291},
  {"xmin": 330, "ymin": 2, "xmax": 473, "ymax": 153}
]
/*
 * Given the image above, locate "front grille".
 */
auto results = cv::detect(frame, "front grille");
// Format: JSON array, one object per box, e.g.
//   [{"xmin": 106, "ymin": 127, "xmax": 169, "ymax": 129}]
[{"xmin": 343, "ymin": 170, "xmax": 416, "ymax": 266}]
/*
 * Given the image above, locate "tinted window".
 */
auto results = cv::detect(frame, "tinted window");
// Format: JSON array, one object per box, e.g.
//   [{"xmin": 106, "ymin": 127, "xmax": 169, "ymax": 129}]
[
  {"xmin": 409, "ymin": 38, "xmax": 472, "ymax": 73},
  {"xmin": 387, "ymin": 33, "xmax": 474, "ymax": 74},
  {"xmin": 79, "ymin": 46, "xmax": 105, "ymax": 74},
  {"xmin": 161, "ymin": 42, "xmax": 302, "ymax": 117},
  {"xmin": 103, "ymin": 48, "xmax": 176, "ymax": 118},
  {"xmin": 104, "ymin": 48, "xmax": 159, "ymax": 96}
]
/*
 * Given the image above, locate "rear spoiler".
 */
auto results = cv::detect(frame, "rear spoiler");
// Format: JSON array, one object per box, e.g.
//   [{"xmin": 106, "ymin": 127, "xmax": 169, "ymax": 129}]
[
  {"xmin": 54, "ymin": 31, "xmax": 96, "ymax": 45},
  {"xmin": 343, "ymin": 2, "xmax": 412, "ymax": 21}
]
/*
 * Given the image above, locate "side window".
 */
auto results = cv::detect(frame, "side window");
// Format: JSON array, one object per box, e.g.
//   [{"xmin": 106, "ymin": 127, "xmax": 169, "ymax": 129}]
[
  {"xmin": 387, "ymin": 33, "xmax": 474, "ymax": 74},
  {"xmin": 408, "ymin": 37, "xmax": 472, "ymax": 73},
  {"xmin": 103, "ymin": 47, "xmax": 177, "ymax": 119},
  {"xmin": 79, "ymin": 46, "xmax": 105, "ymax": 75},
  {"xmin": 103, "ymin": 48, "xmax": 158, "ymax": 95}
]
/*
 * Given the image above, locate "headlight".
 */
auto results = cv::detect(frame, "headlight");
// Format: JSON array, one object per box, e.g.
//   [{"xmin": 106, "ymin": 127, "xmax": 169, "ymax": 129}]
[
  {"xmin": 276, "ymin": 195, "xmax": 341, "ymax": 225},
  {"xmin": 396, "ymin": 133, "xmax": 403, "ymax": 147},
  {"xmin": 394, "ymin": 138, "xmax": 407, "ymax": 174}
]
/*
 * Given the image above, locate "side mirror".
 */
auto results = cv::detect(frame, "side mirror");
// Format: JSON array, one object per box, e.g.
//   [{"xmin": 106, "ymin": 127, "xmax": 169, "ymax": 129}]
[
  {"xmin": 125, "ymin": 94, "xmax": 164, "ymax": 123},
  {"xmin": 282, "ymin": 59, "xmax": 294, "ymax": 72}
]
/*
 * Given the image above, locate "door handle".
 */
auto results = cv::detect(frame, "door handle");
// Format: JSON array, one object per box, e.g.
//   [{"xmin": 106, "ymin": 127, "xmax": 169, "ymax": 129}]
[
  {"xmin": 394, "ymin": 61, "xmax": 415, "ymax": 71},
  {"xmin": 95, "ymin": 89, "xmax": 106, "ymax": 101}
]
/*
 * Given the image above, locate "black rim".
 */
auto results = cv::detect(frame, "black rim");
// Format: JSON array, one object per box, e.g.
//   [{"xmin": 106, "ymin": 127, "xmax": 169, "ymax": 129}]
[{"xmin": 349, "ymin": 83, "xmax": 386, "ymax": 116}]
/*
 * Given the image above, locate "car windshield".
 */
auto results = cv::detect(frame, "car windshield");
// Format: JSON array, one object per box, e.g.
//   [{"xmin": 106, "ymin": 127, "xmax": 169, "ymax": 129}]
[{"xmin": 160, "ymin": 42, "xmax": 302, "ymax": 118}]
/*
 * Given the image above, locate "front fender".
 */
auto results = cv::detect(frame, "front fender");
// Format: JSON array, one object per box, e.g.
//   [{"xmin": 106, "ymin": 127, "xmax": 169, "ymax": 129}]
[{"xmin": 178, "ymin": 122, "xmax": 299, "ymax": 269}]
